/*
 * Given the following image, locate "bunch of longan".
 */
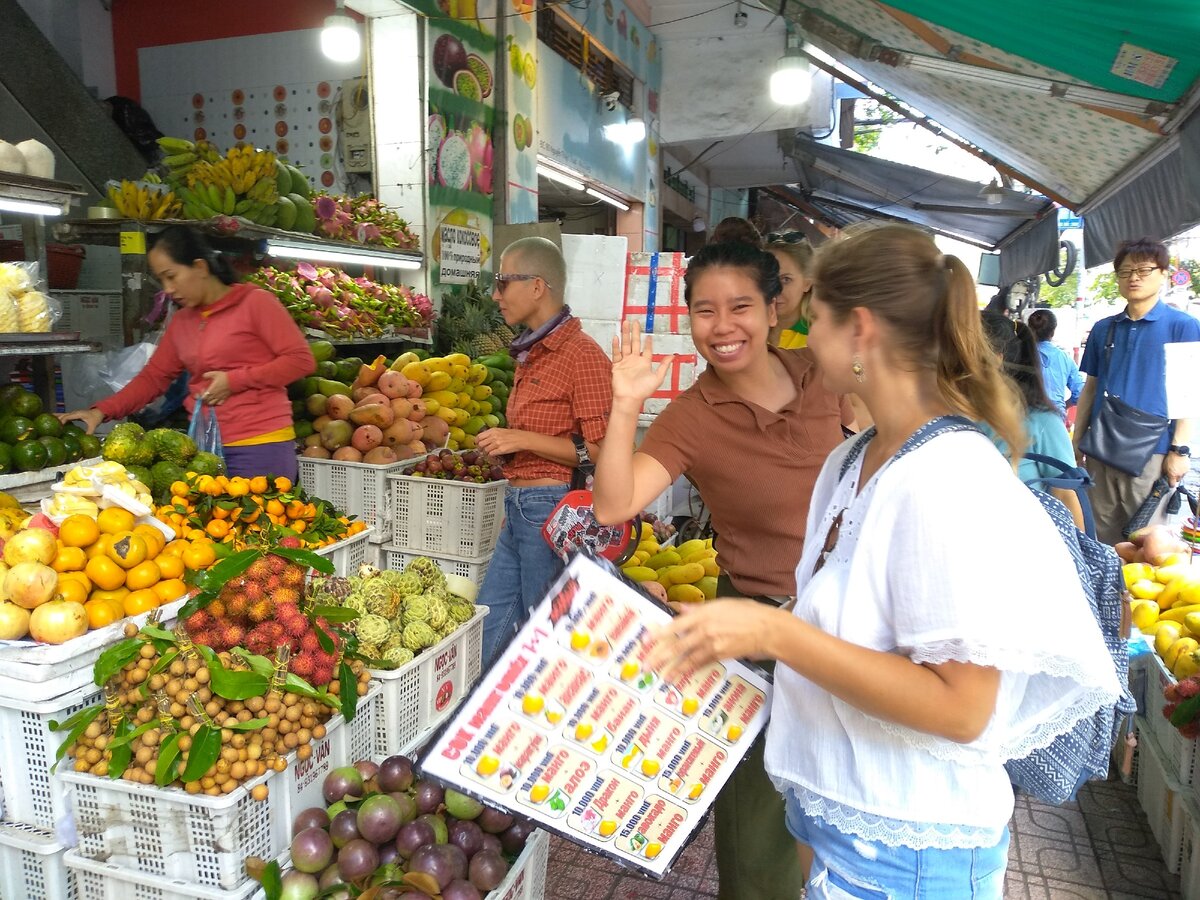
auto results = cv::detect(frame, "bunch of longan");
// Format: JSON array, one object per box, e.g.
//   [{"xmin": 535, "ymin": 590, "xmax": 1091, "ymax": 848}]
[{"xmin": 69, "ymin": 640, "xmax": 371, "ymax": 799}]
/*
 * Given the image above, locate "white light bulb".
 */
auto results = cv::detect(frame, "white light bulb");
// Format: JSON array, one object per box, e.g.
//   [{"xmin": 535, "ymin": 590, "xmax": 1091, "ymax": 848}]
[
  {"xmin": 770, "ymin": 57, "xmax": 811, "ymax": 106},
  {"xmin": 321, "ymin": 13, "xmax": 361, "ymax": 63}
]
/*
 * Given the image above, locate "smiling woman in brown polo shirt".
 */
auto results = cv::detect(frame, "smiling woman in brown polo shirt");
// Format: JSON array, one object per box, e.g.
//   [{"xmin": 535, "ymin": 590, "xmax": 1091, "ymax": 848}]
[{"xmin": 593, "ymin": 239, "xmax": 846, "ymax": 900}]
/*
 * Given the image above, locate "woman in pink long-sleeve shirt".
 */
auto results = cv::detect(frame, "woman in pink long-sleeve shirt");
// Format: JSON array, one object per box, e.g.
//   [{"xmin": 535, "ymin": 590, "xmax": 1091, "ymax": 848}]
[{"xmin": 60, "ymin": 226, "xmax": 313, "ymax": 481}]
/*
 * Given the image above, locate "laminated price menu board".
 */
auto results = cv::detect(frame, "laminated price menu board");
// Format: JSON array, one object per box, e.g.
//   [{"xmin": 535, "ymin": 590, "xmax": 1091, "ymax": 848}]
[{"xmin": 419, "ymin": 555, "xmax": 772, "ymax": 878}]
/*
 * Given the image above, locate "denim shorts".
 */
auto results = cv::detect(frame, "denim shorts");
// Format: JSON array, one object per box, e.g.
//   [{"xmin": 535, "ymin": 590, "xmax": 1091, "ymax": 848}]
[{"xmin": 782, "ymin": 789, "xmax": 1009, "ymax": 899}]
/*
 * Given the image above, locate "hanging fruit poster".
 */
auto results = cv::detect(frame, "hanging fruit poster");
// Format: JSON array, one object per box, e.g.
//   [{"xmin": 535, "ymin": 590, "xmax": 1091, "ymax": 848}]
[
  {"xmin": 503, "ymin": 0, "xmax": 538, "ymax": 224},
  {"xmin": 420, "ymin": 0, "xmax": 498, "ymax": 286},
  {"xmin": 419, "ymin": 555, "xmax": 772, "ymax": 878}
]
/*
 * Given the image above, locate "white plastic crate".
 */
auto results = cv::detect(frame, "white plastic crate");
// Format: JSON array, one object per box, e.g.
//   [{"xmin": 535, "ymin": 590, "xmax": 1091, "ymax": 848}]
[
  {"xmin": 388, "ymin": 473, "xmax": 505, "ymax": 559},
  {"xmin": 1137, "ymin": 717, "xmax": 1187, "ymax": 874},
  {"xmin": 0, "ymin": 679, "xmax": 103, "ymax": 830},
  {"xmin": 64, "ymin": 850, "xmax": 260, "ymax": 900},
  {"xmin": 371, "ymin": 607, "xmax": 486, "ymax": 758},
  {"xmin": 62, "ymin": 767, "xmax": 286, "ymax": 891},
  {"xmin": 380, "ymin": 544, "xmax": 493, "ymax": 585},
  {"xmin": 489, "ymin": 829, "xmax": 549, "ymax": 900},
  {"xmin": 0, "ymin": 597, "xmax": 186, "ymax": 701},
  {"xmin": 1144, "ymin": 653, "xmax": 1199, "ymax": 787},
  {"xmin": 0, "ymin": 821, "xmax": 76, "ymax": 900},
  {"xmin": 298, "ymin": 455, "xmax": 416, "ymax": 543},
  {"xmin": 314, "ymin": 527, "xmax": 373, "ymax": 577},
  {"xmin": 1181, "ymin": 794, "xmax": 1200, "ymax": 900},
  {"xmin": 279, "ymin": 681, "xmax": 382, "ymax": 826}
]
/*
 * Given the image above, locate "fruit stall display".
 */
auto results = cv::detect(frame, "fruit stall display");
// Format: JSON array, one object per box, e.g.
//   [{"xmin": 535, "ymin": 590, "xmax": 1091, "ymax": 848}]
[
  {"xmin": 100, "ymin": 421, "xmax": 223, "ymax": 504},
  {"xmin": 620, "ymin": 522, "xmax": 722, "ymax": 606}
]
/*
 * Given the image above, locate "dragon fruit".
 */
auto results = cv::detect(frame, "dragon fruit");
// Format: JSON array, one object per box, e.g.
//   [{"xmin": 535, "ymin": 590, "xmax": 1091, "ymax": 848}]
[{"xmin": 437, "ymin": 133, "xmax": 472, "ymax": 191}]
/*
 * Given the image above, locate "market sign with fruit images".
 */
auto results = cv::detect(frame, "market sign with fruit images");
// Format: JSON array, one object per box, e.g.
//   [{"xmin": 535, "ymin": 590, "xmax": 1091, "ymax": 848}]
[
  {"xmin": 503, "ymin": 9, "xmax": 538, "ymax": 224},
  {"xmin": 420, "ymin": 555, "xmax": 771, "ymax": 878},
  {"xmin": 421, "ymin": 0, "xmax": 498, "ymax": 288}
]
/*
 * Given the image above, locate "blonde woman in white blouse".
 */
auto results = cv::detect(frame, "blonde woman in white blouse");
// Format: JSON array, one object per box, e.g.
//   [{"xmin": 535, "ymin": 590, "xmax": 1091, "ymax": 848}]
[{"xmin": 646, "ymin": 225, "xmax": 1120, "ymax": 899}]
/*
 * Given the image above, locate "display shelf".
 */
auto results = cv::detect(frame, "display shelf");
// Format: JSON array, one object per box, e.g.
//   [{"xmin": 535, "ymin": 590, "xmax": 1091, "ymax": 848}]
[
  {"xmin": 0, "ymin": 172, "xmax": 87, "ymax": 215},
  {"xmin": 0, "ymin": 339, "xmax": 98, "ymax": 357},
  {"xmin": 52, "ymin": 217, "xmax": 424, "ymax": 270}
]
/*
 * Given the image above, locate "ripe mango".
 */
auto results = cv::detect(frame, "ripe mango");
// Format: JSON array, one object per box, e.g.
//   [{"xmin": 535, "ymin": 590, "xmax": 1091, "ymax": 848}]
[
  {"xmin": 636, "ymin": 540, "xmax": 659, "ymax": 557},
  {"xmin": 622, "ymin": 566, "xmax": 658, "ymax": 582},
  {"xmin": 681, "ymin": 548, "xmax": 717, "ymax": 564},
  {"xmin": 1130, "ymin": 579, "xmax": 1165, "ymax": 601},
  {"xmin": 667, "ymin": 583, "xmax": 705, "ymax": 604},
  {"xmin": 1158, "ymin": 579, "xmax": 1187, "ymax": 610},
  {"xmin": 640, "ymin": 521, "xmax": 656, "ymax": 540},
  {"xmin": 661, "ymin": 563, "xmax": 705, "ymax": 586},
  {"xmin": 700, "ymin": 558, "xmax": 720, "ymax": 578},
  {"xmin": 1160, "ymin": 603, "xmax": 1200, "ymax": 624},
  {"xmin": 1157, "ymin": 563, "xmax": 1194, "ymax": 584},
  {"xmin": 1156, "ymin": 621, "xmax": 1184, "ymax": 657},
  {"xmin": 1123, "ymin": 562, "xmax": 1156, "ymax": 588},
  {"xmin": 676, "ymin": 539, "xmax": 708, "ymax": 558},
  {"xmin": 1130, "ymin": 600, "xmax": 1159, "ymax": 631},
  {"xmin": 1176, "ymin": 649, "xmax": 1200, "ymax": 680},
  {"xmin": 1167, "ymin": 637, "xmax": 1199, "ymax": 672},
  {"xmin": 1186, "ymin": 611, "xmax": 1200, "ymax": 636},
  {"xmin": 697, "ymin": 576, "xmax": 718, "ymax": 599},
  {"xmin": 646, "ymin": 550, "xmax": 681, "ymax": 570}
]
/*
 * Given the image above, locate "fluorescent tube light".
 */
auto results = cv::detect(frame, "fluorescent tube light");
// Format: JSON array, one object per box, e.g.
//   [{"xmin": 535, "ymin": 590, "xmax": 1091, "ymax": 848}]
[
  {"xmin": 536, "ymin": 156, "xmax": 586, "ymax": 180},
  {"xmin": 321, "ymin": 7, "xmax": 361, "ymax": 62},
  {"xmin": 585, "ymin": 188, "xmax": 630, "ymax": 211},
  {"xmin": 266, "ymin": 240, "xmax": 422, "ymax": 269},
  {"xmin": 0, "ymin": 197, "xmax": 64, "ymax": 217},
  {"xmin": 537, "ymin": 165, "xmax": 585, "ymax": 191}
]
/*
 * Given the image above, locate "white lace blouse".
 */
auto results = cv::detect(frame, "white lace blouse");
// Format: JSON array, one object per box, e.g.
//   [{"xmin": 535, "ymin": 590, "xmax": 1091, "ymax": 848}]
[{"xmin": 764, "ymin": 430, "xmax": 1122, "ymax": 849}]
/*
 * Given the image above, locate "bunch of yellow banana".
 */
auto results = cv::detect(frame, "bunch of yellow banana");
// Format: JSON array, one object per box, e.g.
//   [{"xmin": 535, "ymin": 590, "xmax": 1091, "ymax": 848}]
[
  {"xmin": 226, "ymin": 143, "xmax": 277, "ymax": 195},
  {"xmin": 106, "ymin": 180, "xmax": 183, "ymax": 220}
]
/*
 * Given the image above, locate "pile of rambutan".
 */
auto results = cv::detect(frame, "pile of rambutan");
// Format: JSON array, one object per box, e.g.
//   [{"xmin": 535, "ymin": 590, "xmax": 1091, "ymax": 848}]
[
  {"xmin": 184, "ymin": 552, "xmax": 341, "ymax": 687},
  {"xmin": 1163, "ymin": 675, "xmax": 1200, "ymax": 739}
]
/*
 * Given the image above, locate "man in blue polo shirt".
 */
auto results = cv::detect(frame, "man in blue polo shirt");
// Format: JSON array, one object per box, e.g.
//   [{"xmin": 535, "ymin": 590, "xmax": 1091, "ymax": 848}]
[{"xmin": 1074, "ymin": 238, "xmax": 1200, "ymax": 545}]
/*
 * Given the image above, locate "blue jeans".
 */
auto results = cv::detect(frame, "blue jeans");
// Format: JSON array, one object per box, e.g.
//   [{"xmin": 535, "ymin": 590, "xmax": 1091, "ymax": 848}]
[
  {"xmin": 479, "ymin": 485, "xmax": 569, "ymax": 666},
  {"xmin": 783, "ymin": 790, "xmax": 1009, "ymax": 899}
]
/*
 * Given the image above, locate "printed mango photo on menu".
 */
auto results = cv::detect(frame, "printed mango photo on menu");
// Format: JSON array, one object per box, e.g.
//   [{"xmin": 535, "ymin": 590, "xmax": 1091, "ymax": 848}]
[
  {"xmin": 516, "ymin": 744, "xmax": 597, "ymax": 818},
  {"xmin": 462, "ymin": 717, "xmax": 547, "ymax": 793},
  {"xmin": 511, "ymin": 651, "xmax": 594, "ymax": 729},
  {"xmin": 565, "ymin": 681, "xmax": 641, "ymax": 756},
  {"xmin": 565, "ymin": 769, "xmax": 643, "ymax": 842}
]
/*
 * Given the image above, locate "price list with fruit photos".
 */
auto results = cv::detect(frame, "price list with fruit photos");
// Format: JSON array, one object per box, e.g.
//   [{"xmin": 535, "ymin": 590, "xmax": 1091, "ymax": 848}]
[{"xmin": 420, "ymin": 555, "xmax": 771, "ymax": 877}]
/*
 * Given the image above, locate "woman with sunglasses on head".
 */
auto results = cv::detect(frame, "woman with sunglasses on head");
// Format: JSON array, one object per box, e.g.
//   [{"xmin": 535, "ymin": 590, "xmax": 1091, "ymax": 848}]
[
  {"xmin": 473, "ymin": 237, "xmax": 613, "ymax": 667},
  {"xmin": 641, "ymin": 225, "xmax": 1120, "ymax": 899},
  {"xmin": 766, "ymin": 234, "xmax": 814, "ymax": 350},
  {"xmin": 594, "ymin": 240, "xmax": 846, "ymax": 900}
]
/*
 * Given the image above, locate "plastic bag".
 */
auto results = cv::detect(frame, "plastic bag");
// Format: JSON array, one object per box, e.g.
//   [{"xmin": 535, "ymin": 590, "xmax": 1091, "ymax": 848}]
[
  {"xmin": 189, "ymin": 400, "xmax": 225, "ymax": 461},
  {"xmin": 0, "ymin": 261, "xmax": 35, "ymax": 333}
]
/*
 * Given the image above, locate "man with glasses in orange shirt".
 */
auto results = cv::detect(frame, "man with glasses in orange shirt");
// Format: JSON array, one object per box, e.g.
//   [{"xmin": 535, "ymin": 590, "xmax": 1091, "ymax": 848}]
[
  {"xmin": 1074, "ymin": 237, "xmax": 1200, "ymax": 545},
  {"xmin": 475, "ymin": 237, "xmax": 613, "ymax": 664}
]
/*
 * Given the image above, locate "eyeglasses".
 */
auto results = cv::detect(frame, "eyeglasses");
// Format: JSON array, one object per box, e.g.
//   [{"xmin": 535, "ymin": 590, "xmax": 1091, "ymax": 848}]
[
  {"xmin": 767, "ymin": 231, "xmax": 807, "ymax": 244},
  {"xmin": 1115, "ymin": 265, "xmax": 1161, "ymax": 281},
  {"xmin": 495, "ymin": 273, "xmax": 549, "ymax": 292},
  {"xmin": 811, "ymin": 509, "xmax": 844, "ymax": 576}
]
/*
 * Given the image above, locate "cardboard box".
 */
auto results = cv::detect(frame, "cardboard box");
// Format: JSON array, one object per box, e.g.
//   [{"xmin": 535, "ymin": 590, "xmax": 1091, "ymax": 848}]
[{"xmin": 623, "ymin": 252, "xmax": 690, "ymax": 335}]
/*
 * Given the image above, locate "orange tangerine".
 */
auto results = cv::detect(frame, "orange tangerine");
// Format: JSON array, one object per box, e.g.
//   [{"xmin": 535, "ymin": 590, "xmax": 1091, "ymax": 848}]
[
  {"xmin": 156, "ymin": 555, "xmax": 185, "ymax": 580},
  {"xmin": 133, "ymin": 525, "xmax": 165, "ymax": 558},
  {"xmin": 57, "ymin": 577, "xmax": 89, "ymax": 606},
  {"xmin": 153, "ymin": 578, "xmax": 187, "ymax": 603},
  {"xmin": 163, "ymin": 539, "xmax": 189, "ymax": 558},
  {"xmin": 274, "ymin": 476, "xmax": 292, "ymax": 492},
  {"xmin": 182, "ymin": 541, "xmax": 216, "ymax": 570},
  {"xmin": 170, "ymin": 481, "xmax": 190, "ymax": 497},
  {"xmin": 228, "ymin": 477, "xmax": 250, "ymax": 497},
  {"xmin": 266, "ymin": 499, "xmax": 285, "ymax": 517},
  {"xmin": 84, "ymin": 596, "xmax": 122, "ymax": 628},
  {"xmin": 85, "ymin": 555, "xmax": 126, "ymax": 591},
  {"xmin": 106, "ymin": 532, "xmax": 148, "ymax": 569},
  {"xmin": 52, "ymin": 545, "xmax": 87, "ymax": 573},
  {"xmin": 60, "ymin": 514, "xmax": 100, "ymax": 548},
  {"xmin": 57, "ymin": 571, "xmax": 92, "ymax": 595},
  {"xmin": 205, "ymin": 519, "xmax": 231, "ymax": 540},
  {"xmin": 86, "ymin": 534, "xmax": 113, "ymax": 559},
  {"xmin": 125, "ymin": 559, "xmax": 161, "ymax": 591},
  {"xmin": 249, "ymin": 476, "xmax": 269, "ymax": 495},
  {"xmin": 97, "ymin": 507, "xmax": 135, "ymax": 535},
  {"xmin": 91, "ymin": 587, "xmax": 129, "ymax": 608},
  {"xmin": 123, "ymin": 589, "xmax": 159, "ymax": 616}
]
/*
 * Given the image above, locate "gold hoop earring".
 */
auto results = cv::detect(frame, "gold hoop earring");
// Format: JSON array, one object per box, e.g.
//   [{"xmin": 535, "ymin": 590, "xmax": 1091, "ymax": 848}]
[{"xmin": 851, "ymin": 358, "xmax": 866, "ymax": 383}]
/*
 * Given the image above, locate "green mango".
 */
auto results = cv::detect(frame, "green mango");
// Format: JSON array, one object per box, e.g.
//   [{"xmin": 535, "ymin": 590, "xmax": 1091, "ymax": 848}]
[
  {"xmin": 291, "ymin": 399, "xmax": 306, "ymax": 417},
  {"xmin": 317, "ymin": 360, "xmax": 339, "ymax": 379},
  {"xmin": 299, "ymin": 376, "xmax": 320, "ymax": 397},
  {"xmin": 294, "ymin": 420, "xmax": 314, "ymax": 440},
  {"xmin": 274, "ymin": 158, "xmax": 294, "ymax": 196},
  {"xmin": 335, "ymin": 358, "xmax": 362, "ymax": 383},
  {"xmin": 309, "ymin": 339, "xmax": 335, "ymax": 363},
  {"xmin": 317, "ymin": 378, "xmax": 352, "ymax": 397},
  {"xmin": 275, "ymin": 195, "xmax": 298, "ymax": 231},
  {"xmin": 290, "ymin": 193, "xmax": 315, "ymax": 233},
  {"xmin": 287, "ymin": 166, "xmax": 311, "ymax": 198}
]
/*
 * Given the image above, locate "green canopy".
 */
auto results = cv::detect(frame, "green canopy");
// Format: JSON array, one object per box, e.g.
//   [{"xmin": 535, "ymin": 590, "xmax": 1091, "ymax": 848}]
[{"xmin": 885, "ymin": 1, "xmax": 1200, "ymax": 103}]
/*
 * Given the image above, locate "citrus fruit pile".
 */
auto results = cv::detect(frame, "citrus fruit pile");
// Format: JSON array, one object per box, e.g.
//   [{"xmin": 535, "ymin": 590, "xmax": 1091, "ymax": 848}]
[
  {"xmin": 0, "ymin": 507, "xmax": 220, "ymax": 643},
  {"xmin": 155, "ymin": 474, "xmax": 367, "ymax": 551}
]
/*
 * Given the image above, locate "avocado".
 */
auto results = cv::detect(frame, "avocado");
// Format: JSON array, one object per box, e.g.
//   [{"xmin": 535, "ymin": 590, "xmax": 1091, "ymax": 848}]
[
  {"xmin": 37, "ymin": 436, "xmax": 67, "ymax": 467},
  {"xmin": 78, "ymin": 434, "xmax": 102, "ymax": 458},
  {"xmin": 61, "ymin": 433, "xmax": 82, "ymax": 462},
  {"xmin": 335, "ymin": 358, "xmax": 362, "ymax": 383},
  {"xmin": 0, "ymin": 416, "xmax": 35, "ymax": 444},
  {"xmin": 317, "ymin": 361, "xmax": 339, "ymax": 380},
  {"xmin": 12, "ymin": 440, "xmax": 48, "ymax": 472},
  {"xmin": 33, "ymin": 413, "xmax": 62, "ymax": 438},
  {"xmin": 9, "ymin": 391, "xmax": 42, "ymax": 419}
]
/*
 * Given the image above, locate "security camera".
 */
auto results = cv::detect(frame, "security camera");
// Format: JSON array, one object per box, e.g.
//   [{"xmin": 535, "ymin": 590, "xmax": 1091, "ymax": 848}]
[
  {"xmin": 733, "ymin": 7, "xmax": 747, "ymax": 27},
  {"xmin": 601, "ymin": 91, "xmax": 620, "ymax": 112}
]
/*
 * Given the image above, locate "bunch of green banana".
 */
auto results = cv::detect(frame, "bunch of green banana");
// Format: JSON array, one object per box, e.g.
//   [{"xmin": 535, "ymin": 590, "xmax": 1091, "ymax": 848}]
[
  {"xmin": 106, "ymin": 180, "xmax": 182, "ymax": 220},
  {"xmin": 156, "ymin": 136, "xmax": 200, "ymax": 182},
  {"xmin": 176, "ymin": 183, "xmax": 237, "ymax": 219}
]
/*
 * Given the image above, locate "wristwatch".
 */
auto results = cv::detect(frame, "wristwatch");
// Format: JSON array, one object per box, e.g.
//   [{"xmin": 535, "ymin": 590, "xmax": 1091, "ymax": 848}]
[{"xmin": 1169, "ymin": 444, "xmax": 1191, "ymax": 457}]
